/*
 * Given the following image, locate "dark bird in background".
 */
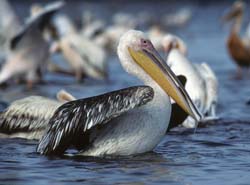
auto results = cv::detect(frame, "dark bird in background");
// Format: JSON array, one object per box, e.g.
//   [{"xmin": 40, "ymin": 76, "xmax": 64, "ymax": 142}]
[{"xmin": 222, "ymin": 0, "xmax": 250, "ymax": 79}]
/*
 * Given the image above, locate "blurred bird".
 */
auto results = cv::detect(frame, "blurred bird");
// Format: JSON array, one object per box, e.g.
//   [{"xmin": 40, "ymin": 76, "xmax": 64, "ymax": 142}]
[
  {"xmin": 81, "ymin": 12, "xmax": 137, "ymax": 53},
  {"xmin": 30, "ymin": 3, "xmax": 60, "ymax": 42},
  {"xmin": 162, "ymin": 34, "xmax": 187, "ymax": 55},
  {"xmin": 82, "ymin": 10, "xmax": 96, "ymax": 27},
  {"xmin": 162, "ymin": 34, "xmax": 218, "ymax": 128},
  {"xmin": 102, "ymin": 25, "xmax": 135, "ymax": 52},
  {"xmin": 0, "ymin": 89, "xmax": 76, "ymax": 140},
  {"xmin": 53, "ymin": 14, "xmax": 77, "ymax": 37},
  {"xmin": 136, "ymin": 11, "xmax": 155, "ymax": 28},
  {"xmin": 0, "ymin": 0, "xmax": 22, "ymax": 60},
  {"xmin": 81, "ymin": 19, "xmax": 105, "ymax": 40},
  {"xmin": 147, "ymin": 25, "xmax": 167, "ymax": 51},
  {"xmin": 112, "ymin": 12, "xmax": 137, "ymax": 28},
  {"xmin": 222, "ymin": 0, "xmax": 250, "ymax": 78},
  {"xmin": 50, "ymin": 15, "xmax": 108, "ymax": 81},
  {"xmin": 193, "ymin": 63, "xmax": 218, "ymax": 118},
  {"xmin": 0, "ymin": 1, "xmax": 64, "ymax": 88},
  {"xmin": 81, "ymin": 10, "xmax": 109, "ymax": 48},
  {"xmin": 80, "ymin": 12, "xmax": 108, "ymax": 51},
  {"xmin": 245, "ymin": 23, "xmax": 250, "ymax": 41},
  {"xmin": 163, "ymin": 8, "xmax": 192, "ymax": 28}
]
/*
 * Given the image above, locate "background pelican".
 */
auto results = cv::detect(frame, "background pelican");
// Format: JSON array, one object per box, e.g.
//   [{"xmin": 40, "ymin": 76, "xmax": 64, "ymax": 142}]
[
  {"xmin": 162, "ymin": 34, "xmax": 218, "ymax": 128},
  {"xmin": 0, "ymin": 1, "xmax": 63, "ymax": 88},
  {"xmin": 0, "ymin": 0, "xmax": 22, "ymax": 60},
  {"xmin": 0, "ymin": 90, "xmax": 75, "ymax": 140},
  {"xmin": 194, "ymin": 63, "xmax": 218, "ymax": 118},
  {"xmin": 81, "ymin": 12, "xmax": 137, "ymax": 54},
  {"xmin": 50, "ymin": 15, "xmax": 108, "ymax": 81},
  {"xmin": 222, "ymin": 0, "xmax": 250, "ymax": 78},
  {"xmin": 163, "ymin": 8, "xmax": 192, "ymax": 28},
  {"xmin": 147, "ymin": 26, "xmax": 167, "ymax": 51},
  {"xmin": 37, "ymin": 30, "xmax": 201, "ymax": 156}
]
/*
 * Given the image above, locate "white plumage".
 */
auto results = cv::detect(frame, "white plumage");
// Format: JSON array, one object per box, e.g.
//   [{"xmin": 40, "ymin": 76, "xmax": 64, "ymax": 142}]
[
  {"xmin": 50, "ymin": 15, "xmax": 108, "ymax": 81},
  {"xmin": 0, "ymin": 0, "xmax": 22, "ymax": 59},
  {"xmin": 81, "ymin": 31, "xmax": 171, "ymax": 156},
  {"xmin": 163, "ymin": 34, "xmax": 218, "ymax": 128},
  {"xmin": 37, "ymin": 30, "xmax": 201, "ymax": 156},
  {"xmin": 0, "ymin": 89, "xmax": 75, "ymax": 140},
  {"xmin": 0, "ymin": 1, "xmax": 63, "ymax": 87}
]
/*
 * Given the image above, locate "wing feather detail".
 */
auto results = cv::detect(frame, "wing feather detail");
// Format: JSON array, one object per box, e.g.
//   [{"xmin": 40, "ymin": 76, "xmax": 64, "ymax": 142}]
[{"xmin": 37, "ymin": 86, "xmax": 154, "ymax": 155}]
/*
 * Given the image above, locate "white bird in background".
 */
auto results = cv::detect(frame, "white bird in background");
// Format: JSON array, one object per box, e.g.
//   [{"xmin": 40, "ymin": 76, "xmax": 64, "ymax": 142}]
[
  {"xmin": 103, "ymin": 25, "xmax": 136, "ymax": 52},
  {"xmin": 162, "ymin": 34, "xmax": 218, "ymax": 128},
  {"xmin": 112, "ymin": 12, "xmax": 137, "ymax": 28},
  {"xmin": 0, "ymin": 1, "xmax": 64, "ymax": 88},
  {"xmin": 81, "ymin": 10, "xmax": 109, "ymax": 48},
  {"xmin": 193, "ymin": 63, "xmax": 218, "ymax": 118},
  {"xmin": 81, "ymin": 12, "xmax": 138, "ymax": 53},
  {"xmin": 0, "ymin": 0, "xmax": 22, "ymax": 60},
  {"xmin": 147, "ymin": 26, "xmax": 168, "ymax": 51},
  {"xmin": 245, "ymin": 23, "xmax": 250, "ymax": 43},
  {"xmin": 82, "ymin": 10, "xmax": 97, "ymax": 27},
  {"xmin": 50, "ymin": 14, "xmax": 108, "ymax": 81},
  {"xmin": 0, "ymin": 89, "xmax": 76, "ymax": 140},
  {"xmin": 36, "ymin": 30, "xmax": 201, "ymax": 156},
  {"xmin": 163, "ymin": 8, "xmax": 192, "ymax": 28},
  {"xmin": 81, "ymin": 19, "xmax": 105, "ymax": 40}
]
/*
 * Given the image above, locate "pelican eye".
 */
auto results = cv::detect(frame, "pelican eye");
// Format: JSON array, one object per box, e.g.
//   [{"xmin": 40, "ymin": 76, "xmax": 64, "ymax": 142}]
[
  {"xmin": 140, "ymin": 39, "xmax": 154, "ymax": 50},
  {"xmin": 141, "ymin": 39, "xmax": 149, "ymax": 45}
]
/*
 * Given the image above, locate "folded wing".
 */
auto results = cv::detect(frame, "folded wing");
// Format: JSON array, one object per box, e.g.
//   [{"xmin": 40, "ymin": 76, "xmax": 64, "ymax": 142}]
[{"xmin": 37, "ymin": 86, "xmax": 154, "ymax": 155}]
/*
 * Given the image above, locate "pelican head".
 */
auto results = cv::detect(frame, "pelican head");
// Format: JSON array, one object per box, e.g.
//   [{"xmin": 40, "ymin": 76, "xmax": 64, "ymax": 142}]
[
  {"xmin": 222, "ymin": 0, "xmax": 244, "ymax": 22},
  {"xmin": 162, "ymin": 34, "xmax": 187, "ymax": 55},
  {"xmin": 118, "ymin": 30, "xmax": 201, "ymax": 121}
]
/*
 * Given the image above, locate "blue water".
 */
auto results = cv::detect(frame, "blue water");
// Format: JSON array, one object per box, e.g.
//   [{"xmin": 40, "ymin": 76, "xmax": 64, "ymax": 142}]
[{"xmin": 1, "ymin": 1, "xmax": 250, "ymax": 185}]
